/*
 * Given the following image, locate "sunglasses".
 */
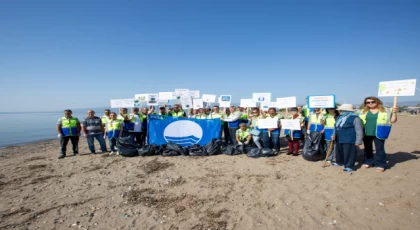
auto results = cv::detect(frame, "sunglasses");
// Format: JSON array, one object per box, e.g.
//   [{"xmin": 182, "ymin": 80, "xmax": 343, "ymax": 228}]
[{"xmin": 365, "ymin": 101, "xmax": 377, "ymax": 104}]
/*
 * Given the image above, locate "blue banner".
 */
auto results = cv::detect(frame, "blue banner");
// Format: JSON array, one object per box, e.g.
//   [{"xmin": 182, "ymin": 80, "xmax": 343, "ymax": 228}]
[{"xmin": 148, "ymin": 115, "xmax": 221, "ymax": 146}]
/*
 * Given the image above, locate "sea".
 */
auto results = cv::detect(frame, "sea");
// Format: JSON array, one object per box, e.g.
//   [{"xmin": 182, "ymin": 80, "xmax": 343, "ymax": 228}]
[{"xmin": 0, "ymin": 108, "xmax": 120, "ymax": 148}]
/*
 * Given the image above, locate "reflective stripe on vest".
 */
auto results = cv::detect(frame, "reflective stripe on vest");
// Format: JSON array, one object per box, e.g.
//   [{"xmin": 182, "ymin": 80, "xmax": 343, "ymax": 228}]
[
  {"xmin": 359, "ymin": 109, "xmax": 392, "ymax": 140},
  {"xmin": 309, "ymin": 113, "xmax": 324, "ymax": 132},
  {"xmin": 61, "ymin": 117, "xmax": 78, "ymax": 136},
  {"xmin": 324, "ymin": 115, "xmax": 336, "ymax": 141},
  {"xmin": 106, "ymin": 120, "xmax": 122, "ymax": 138},
  {"xmin": 237, "ymin": 128, "xmax": 250, "ymax": 141}
]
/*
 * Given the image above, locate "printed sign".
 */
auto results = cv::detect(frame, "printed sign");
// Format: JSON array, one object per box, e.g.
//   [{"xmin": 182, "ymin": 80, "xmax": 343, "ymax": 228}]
[
  {"xmin": 308, "ymin": 95, "xmax": 335, "ymax": 108},
  {"xmin": 188, "ymin": 90, "xmax": 200, "ymax": 99},
  {"xmin": 159, "ymin": 92, "xmax": 175, "ymax": 100},
  {"xmin": 174, "ymin": 89, "xmax": 190, "ymax": 99},
  {"xmin": 180, "ymin": 97, "xmax": 193, "ymax": 109},
  {"xmin": 193, "ymin": 99, "xmax": 204, "ymax": 109},
  {"xmin": 378, "ymin": 79, "xmax": 417, "ymax": 97},
  {"xmin": 146, "ymin": 94, "xmax": 159, "ymax": 106},
  {"xmin": 257, "ymin": 118, "xmax": 278, "ymax": 129},
  {"xmin": 219, "ymin": 95, "xmax": 232, "ymax": 108},
  {"xmin": 240, "ymin": 99, "xmax": 256, "ymax": 108},
  {"xmin": 277, "ymin": 97, "xmax": 297, "ymax": 108},
  {"xmin": 261, "ymin": 102, "xmax": 279, "ymax": 111},
  {"xmin": 252, "ymin": 93, "xmax": 271, "ymax": 103},
  {"xmin": 202, "ymin": 94, "xmax": 216, "ymax": 103},
  {"xmin": 135, "ymin": 94, "xmax": 147, "ymax": 102},
  {"xmin": 280, "ymin": 119, "xmax": 301, "ymax": 130},
  {"xmin": 110, "ymin": 99, "xmax": 136, "ymax": 108}
]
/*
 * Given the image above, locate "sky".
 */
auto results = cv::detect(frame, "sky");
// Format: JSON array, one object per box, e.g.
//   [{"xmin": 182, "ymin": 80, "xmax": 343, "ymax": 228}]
[{"xmin": 0, "ymin": 0, "xmax": 419, "ymax": 112}]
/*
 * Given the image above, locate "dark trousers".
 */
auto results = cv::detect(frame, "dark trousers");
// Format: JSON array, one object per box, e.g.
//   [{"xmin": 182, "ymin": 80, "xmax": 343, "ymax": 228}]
[
  {"xmin": 363, "ymin": 136, "xmax": 387, "ymax": 168},
  {"xmin": 122, "ymin": 130, "xmax": 130, "ymax": 137},
  {"xmin": 336, "ymin": 143, "xmax": 357, "ymax": 169},
  {"xmin": 60, "ymin": 136, "xmax": 79, "ymax": 155},
  {"xmin": 140, "ymin": 129, "xmax": 147, "ymax": 145},
  {"xmin": 262, "ymin": 132, "xmax": 280, "ymax": 151},
  {"xmin": 223, "ymin": 123, "xmax": 231, "ymax": 144},
  {"xmin": 109, "ymin": 137, "xmax": 117, "ymax": 152},
  {"xmin": 287, "ymin": 139, "xmax": 299, "ymax": 153},
  {"xmin": 229, "ymin": 128, "xmax": 238, "ymax": 145},
  {"xmin": 129, "ymin": 132, "xmax": 143, "ymax": 146}
]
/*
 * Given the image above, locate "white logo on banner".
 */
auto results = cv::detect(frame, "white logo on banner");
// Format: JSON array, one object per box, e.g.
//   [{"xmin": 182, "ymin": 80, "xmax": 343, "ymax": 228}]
[{"xmin": 163, "ymin": 120, "xmax": 203, "ymax": 145}]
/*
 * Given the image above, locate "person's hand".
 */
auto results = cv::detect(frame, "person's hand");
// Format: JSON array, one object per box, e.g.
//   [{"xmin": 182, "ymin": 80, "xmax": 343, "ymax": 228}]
[
  {"xmin": 392, "ymin": 107, "xmax": 398, "ymax": 113},
  {"xmin": 57, "ymin": 134, "xmax": 62, "ymax": 138},
  {"xmin": 238, "ymin": 142, "xmax": 243, "ymax": 145},
  {"xmin": 103, "ymin": 134, "xmax": 107, "ymax": 139},
  {"xmin": 320, "ymin": 130, "xmax": 325, "ymax": 134},
  {"xmin": 306, "ymin": 130, "xmax": 310, "ymax": 135},
  {"xmin": 244, "ymin": 141, "xmax": 250, "ymax": 145},
  {"xmin": 355, "ymin": 144, "xmax": 360, "ymax": 147},
  {"xmin": 82, "ymin": 133, "xmax": 87, "ymax": 138}
]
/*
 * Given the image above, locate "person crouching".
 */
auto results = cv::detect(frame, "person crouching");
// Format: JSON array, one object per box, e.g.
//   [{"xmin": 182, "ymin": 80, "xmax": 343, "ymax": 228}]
[
  {"xmin": 236, "ymin": 123, "xmax": 251, "ymax": 146},
  {"xmin": 332, "ymin": 104, "xmax": 364, "ymax": 172}
]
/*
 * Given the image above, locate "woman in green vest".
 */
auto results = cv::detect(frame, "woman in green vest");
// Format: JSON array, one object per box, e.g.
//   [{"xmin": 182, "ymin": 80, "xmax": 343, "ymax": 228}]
[
  {"xmin": 321, "ymin": 107, "xmax": 339, "ymax": 162},
  {"xmin": 359, "ymin": 96, "xmax": 398, "ymax": 172},
  {"xmin": 105, "ymin": 112, "xmax": 123, "ymax": 155},
  {"xmin": 236, "ymin": 123, "xmax": 251, "ymax": 145}
]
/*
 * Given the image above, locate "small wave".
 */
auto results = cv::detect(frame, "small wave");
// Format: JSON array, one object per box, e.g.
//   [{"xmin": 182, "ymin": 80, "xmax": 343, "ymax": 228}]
[{"xmin": 164, "ymin": 135, "xmax": 200, "ymax": 142}]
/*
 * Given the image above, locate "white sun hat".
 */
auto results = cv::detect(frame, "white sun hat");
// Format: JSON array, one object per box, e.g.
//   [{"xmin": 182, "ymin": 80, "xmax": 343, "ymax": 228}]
[{"xmin": 337, "ymin": 104, "xmax": 355, "ymax": 111}]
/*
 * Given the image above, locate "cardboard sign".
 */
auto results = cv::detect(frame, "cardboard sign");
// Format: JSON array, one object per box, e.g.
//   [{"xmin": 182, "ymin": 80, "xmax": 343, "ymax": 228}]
[
  {"xmin": 281, "ymin": 119, "xmax": 301, "ymax": 130},
  {"xmin": 110, "ymin": 99, "xmax": 136, "ymax": 108},
  {"xmin": 180, "ymin": 97, "xmax": 193, "ymax": 109},
  {"xmin": 240, "ymin": 99, "xmax": 256, "ymax": 108},
  {"xmin": 135, "ymin": 94, "xmax": 147, "ymax": 102},
  {"xmin": 261, "ymin": 102, "xmax": 279, "ymax": 111},
  {"xmin": 174, "ymin": 89, "xmax": 190, "ymax": 99},
  {"xmin": 378, "ymin": 79, "xmax": 417, "ymax": 97},
  {"xmin": 159, "ymin": 92, "xmax": 175, "ymax": 100},
  {"xmin": 202, "ymin": 94, "xmax": 216, "ymax": 103},
  {"xmin": 277, "ymin": 97, "xmax": 296, "ymax": 108},
  {"xmin": 188, "ymin": 90, "xmax": 200, "ymax": 99},
  {"xmin": 219, "ymin": 95, "xmax": 232, "ymax": 108},
  {"xmin": 193, "ymin": 98, "xmax": 204, "ymax": 109},
  {"xmin": 308, "ymin": 95, "xmax": 335, "ymax": 108},
  {"xmin": 146, "ymin": 94, "xmax": 159, "ymax": 106},
  {"xmin": 252, "ymin": 93, "xmax": 271, "ymax": 103},
  {"xmin": 257, "ymin": 118, "xmax": 278, "ymax": 129}
]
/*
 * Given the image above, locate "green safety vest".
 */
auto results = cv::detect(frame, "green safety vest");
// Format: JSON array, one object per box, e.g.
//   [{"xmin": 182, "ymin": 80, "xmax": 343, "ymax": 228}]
[
  {"xmin": 60, "ymin": 117, "xmax": 78, "ymax": 136},
  {"xmin": 359, "ymin": 109, "xmax": 392, "ymax": 140},
  {"xmin": 171, "ymin": 110, "xmax": 185, "ymax": 117},
  {"xmin": 236, "ymin": 128, "xmax": 250, "ymax": 141},
  {"xmin": 101, "ymin": 115, "xmax": 109, "ymax": 125}
]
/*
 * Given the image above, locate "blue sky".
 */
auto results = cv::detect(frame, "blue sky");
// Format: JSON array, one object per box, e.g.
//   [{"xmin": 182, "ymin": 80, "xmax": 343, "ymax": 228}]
[{"xmin": 0, "ymin": 0, "xmax": 419, "ymax": 112}]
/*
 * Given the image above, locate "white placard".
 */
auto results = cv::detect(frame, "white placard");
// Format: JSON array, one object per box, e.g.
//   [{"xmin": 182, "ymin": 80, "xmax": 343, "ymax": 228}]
[
  {"xmin": 308, "ymin": 95, "xmax": 335, "ymax": 108},
  {"xmin": 378, "ymin": 79, "xmax": 417, "ymax": 97},
  {"xmin": 277, "ymin": 97, "xmax": 296, "ymax": 108},
  {"xmin": 281, "ymin": 119, "xmax": 301, "ymax": 130},
  {"xmin": 257, "ymin": 118, "xmax": 278, "ymax": 129},
  {"xmin": 135, "ymin": 94, "xmax": 147, "ymax": 102},
  {"xmin": 193, "ymin": 98, "xmax": 204, "ymax": 109},
  {"xmin": 261, "ymin": 102, "xmax": 279, "ymax": 111},
  {"xmin": 159, "ymin": 92, "xmax": 175, "ymax": 100},
  {"xmin": 188, "ymin": 90, "xmax": 200, "ymax": 99},
  {"xmin": 110, "ymin": 99, "xmax": 136, "ymax": 108},
  {"xmin": 219, "ymin": 95, "xmax": 232, "ymax": 108},
  {"xmin": 180, "ymin": 97, "xmax": 193, "ymax": 109},
  {"xmin": 240, "ymin": 99, "xmax": 256, "ymax": 108},
  {"xmin": 202, "ymin": 94, "xmax": 216, "ymax": 103},
  {"xmin": 146, "ymin": 94, "xmax": 159, "ymax": 106},
  {"xmin": 252, "ymin": 93, "xmax": 271, "ymax": 103},
  {"xmin": 174, "ymin": 89, "xmax": 190, "ymax": 99}
]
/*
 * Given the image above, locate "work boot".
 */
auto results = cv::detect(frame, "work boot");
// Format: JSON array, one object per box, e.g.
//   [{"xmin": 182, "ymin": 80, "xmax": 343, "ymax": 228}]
[{"xmin": 58, "ymin": 154, "xmax": 65, "ymax": 159}]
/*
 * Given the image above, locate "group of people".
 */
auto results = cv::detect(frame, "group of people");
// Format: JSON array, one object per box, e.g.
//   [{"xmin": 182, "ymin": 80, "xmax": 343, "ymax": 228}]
[{"xmin": 56, "ymin": 96, "xmax": 398, "ymax": 172}]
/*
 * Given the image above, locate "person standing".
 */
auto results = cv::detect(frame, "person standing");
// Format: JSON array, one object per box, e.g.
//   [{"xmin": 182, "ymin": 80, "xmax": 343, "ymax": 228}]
[
  {"xmin": 359, "ymin": 96, "xmax": 398, "ymax": 172},
  {"xmin": 101, "ymin": 109, "xmax": 111, "ymax": 126},
  {"xmin": 140, "ymin": 107, "xmax": 149, "ymax": 146},
  {"xmin": 170, "ymin": 104, "xmax": 187, "ymax": 117},
  {"xmin": 249, "ymin": 108, "xmax": 263, "ymax": 149},
  {"xmin": 284, "ymin": 107, "xmax": 304, "ymax": 156},
  {"xmin": 158, "ymin": 106, "xmax": 169, "ymax": 117},
  {"xmin": 210, "ymin": 106, "xmax": 224, "ymax": 140},
  {"xmin": 225, "ymin": 106, "xmax": 241, "ymax": 145},
  {"xmin": 195, "ymin": 108, "xmax": 207, "ymax": 119},
  {"xmin": 321, "ymin": 107, "xmax": 338, "ymax": 162},
  {"xmin": 332, "ymin": 104, "xmax": 364, "ymax": 173},
  {"xmin": 128, "ymin": 108, "xmax": 143, "ymax": 146},
  {"xmin": 105, "ymin": 112, "xmax": 123, "ymax": 155},
  {"xmin": 262, "ymin": 108, "xmax": 282, "ymax": 154},
  {"xmin": 56, "ymin": 109, "xmax": 81, "ymax": 159},
  {"xmin": 81, "ymin": 110, "xmax": 107, "ymax": 154},
  {"xmin": 117, "ymin": 108, "xmax": 131, "ymax": 137}
]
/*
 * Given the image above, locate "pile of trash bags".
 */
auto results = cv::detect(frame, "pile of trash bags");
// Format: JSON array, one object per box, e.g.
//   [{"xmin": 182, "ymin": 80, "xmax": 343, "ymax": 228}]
[{"xmin": 116, "ymin": 138, "xmax": 276, "ymax": 158}]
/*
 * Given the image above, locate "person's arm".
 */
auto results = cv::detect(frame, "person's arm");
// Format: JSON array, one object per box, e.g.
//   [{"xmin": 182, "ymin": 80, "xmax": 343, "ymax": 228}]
[
  {"xmin": 118, "ymin": 123, "xmax": 123, "ymax": 137},
  {"xmin": 230, "ymin": 112, "xmax": 241, "ymax": 121},
  {"xmin": 391, "ymin": 107, "xmax": 398, "ymax": 123},
  {"xmin": 56, "ymin": 124, "xmax": 62, "ymax": 136},
  {"xmin": 236, "ymin": 134, "xmax": 241, "ymax": 143},
  {"xmin": 354, "ymin": 117, "xmax": 364, "ymax": 146},
  {"xmin": 246, "ymin": 135, "xmax": 252, "ymax": 142},
  {"xmin": 307, "ymin": 119, "xmax": 311, "ymax": 134}
]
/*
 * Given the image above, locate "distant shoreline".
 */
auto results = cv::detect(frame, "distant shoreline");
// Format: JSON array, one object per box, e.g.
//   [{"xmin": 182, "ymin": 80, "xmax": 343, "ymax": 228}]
[{"xmin": 0, "ymin": 137, "xmax": 56, "ymax": 149}]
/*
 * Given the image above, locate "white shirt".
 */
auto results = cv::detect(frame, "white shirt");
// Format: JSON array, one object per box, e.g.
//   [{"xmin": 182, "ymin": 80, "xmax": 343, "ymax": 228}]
[{"xmin": 130, "ymin": 114, "xmax": 142, "ymax": 132}]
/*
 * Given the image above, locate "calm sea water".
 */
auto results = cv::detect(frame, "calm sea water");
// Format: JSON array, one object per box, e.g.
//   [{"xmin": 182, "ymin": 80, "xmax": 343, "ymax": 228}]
[{"xmin": 0, "ymin": 108, "xmax": 119, "ymax": 148}]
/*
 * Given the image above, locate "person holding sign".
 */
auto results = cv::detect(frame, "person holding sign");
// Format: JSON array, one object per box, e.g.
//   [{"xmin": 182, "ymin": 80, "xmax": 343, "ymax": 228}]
[
  {"xmin": 284, "ymin": 107, "xmax": 304, "ymax": 156},
  {"xmin": 236, "ymin": 123, "xmax": 252, "ymax": 145},
  {"xmin": 210, "ymin": 106, "xmax": 224, "ymax": 140},
  {"xmin": 359, "ymin": 97, "xmax": 398, "ymax": 172},
  {"xmin": 307, "ymin": 108, "xmax": 324, "ymax": 134},
  {"xmin": 140, "ymin": 108, "xmax": 149, "ymax": 146},
  {"xmin": 195, "ymin": 108, "xmax": 208, "ymax": 119},
  {"xmin": 332, "ymin": 104, "xmax": 364, "ymax": 173},
  {"xmin": 105, "ymin": 112, "xmax": 123, "ymax": 155},
  {"xmin": 158, "ymin": 106, "xmax": 169, "ymax": 117},
  {"xmin": 262, "ymin": 107, "xmax": 283, "ymax": 154},
  {"xmin": 117, "ymin": 108, "xmax": 132, "ymax": 138},
  {"xmin": 170, "ymin": 104, "xmax": 186, "ymax": 118},
  {"xmin": 249, "ymin": 108, "xmax": 263, "ymax": 149},
  {"xmin": 225, "ymin": 106, "xmax": 242, "ymax": 145},
  {"xmin": 128, "ymin": 108, "xmax": 143, "ymax": 146}
]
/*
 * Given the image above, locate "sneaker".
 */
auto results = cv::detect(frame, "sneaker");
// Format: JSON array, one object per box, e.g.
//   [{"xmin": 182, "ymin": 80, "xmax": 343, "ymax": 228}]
[
  {"xmin": 343, "ymin": 168, "xmax": 353, "ymax": 173},
  {"xmin": 116, "ymin": 152, "xmax": 120, "ymax": 155},
  {"xmin": 376, "ymin": 167, "xmax": 385, "ymax": 172},
  {"xmin": 91, "ymin": 151, "xmax": 96, "ymax": 154},
  {"xmin": 332, "ymin": 163, "xmax": 344, "ymax": 167},
  {"xmin": 58, "ymin": 154, "xmax": 65, "ymax": 159},
  {"xmin": 109, "ymin": 151, "xmax": 115, "ymax": 156}
]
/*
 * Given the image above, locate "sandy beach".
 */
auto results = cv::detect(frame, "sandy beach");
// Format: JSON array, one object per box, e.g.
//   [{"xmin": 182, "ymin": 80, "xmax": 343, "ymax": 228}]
[{"xmin": 0, "ymin": 115, "xmax": 419, "ymax": 230}]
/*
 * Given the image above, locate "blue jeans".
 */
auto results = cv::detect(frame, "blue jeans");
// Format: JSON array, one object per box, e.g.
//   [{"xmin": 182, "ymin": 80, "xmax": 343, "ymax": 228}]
[
  {"xmin": 363, "ymin": 136, "xmax": 387, "ymax": 168},
  {"xmin": 262, "ymin": 132, "xmax": 280, "ymax": 151},
  {"xmin": 336, "ymin": 143, "xmax": 357, "ymax": 169},
  {"xmin": 87, "ymin": 134, "xmax": 107, "ymax": 153},
  {"xmin": 109, "ymin": 137, "xmax": 118, "ymax": 152}
]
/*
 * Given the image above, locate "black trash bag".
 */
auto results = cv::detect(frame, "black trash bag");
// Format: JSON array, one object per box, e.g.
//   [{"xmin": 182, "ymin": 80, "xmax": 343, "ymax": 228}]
[
  {"xmin": 138, "ymin": 145, "xmax": 155, "ymax": 156},
  {"xmin": 244, "ymin": 145, "xmax": 254, "ymax": 154},
  {"xmin": 116, "ymin": 137, "xmax": 139, "ymax": 157},
  {"xmin": 261, "ymin": 148, "xmax": 276, "ymax": 157},
  {"xmin": 189, "ymin": 144, "xmax": 207, "ymax": 156},
  {"xmin": 151, "ymin": 144, "xmax": 165, "ymax": 155},
  {"xmin": 205, "ymin": 139, "xmax": 221, "ymax": 155},
  {"xmin": 223, "ymin": 145, "xmax": 236, "ymax": 155},
  {"xmin": 182, "ymin": 146, "xmax": 190, "ymax": 156},
  {"xmin": 162, "ymin": 143, "xmax": 185, "ymax": 156},
  {"xmin": 302, "ymin": 132, "xmax": 325, "ymax": 161},
  {"xmin": 162, "ymin": 150, "xmax": 179, "ymax": 156},
  {"xmin": 247, "ymin": 148, "xmax": 262, "ymax": 157},
  {"xmin": 235, "ymin": 144, "xmax": 246, "ymax": 154}
]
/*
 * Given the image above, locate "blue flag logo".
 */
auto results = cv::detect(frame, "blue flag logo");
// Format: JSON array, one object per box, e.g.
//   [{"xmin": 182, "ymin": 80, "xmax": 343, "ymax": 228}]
[{"xmin": 148, "ymin": 116, "xmax": 221, "ymax": 146}]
